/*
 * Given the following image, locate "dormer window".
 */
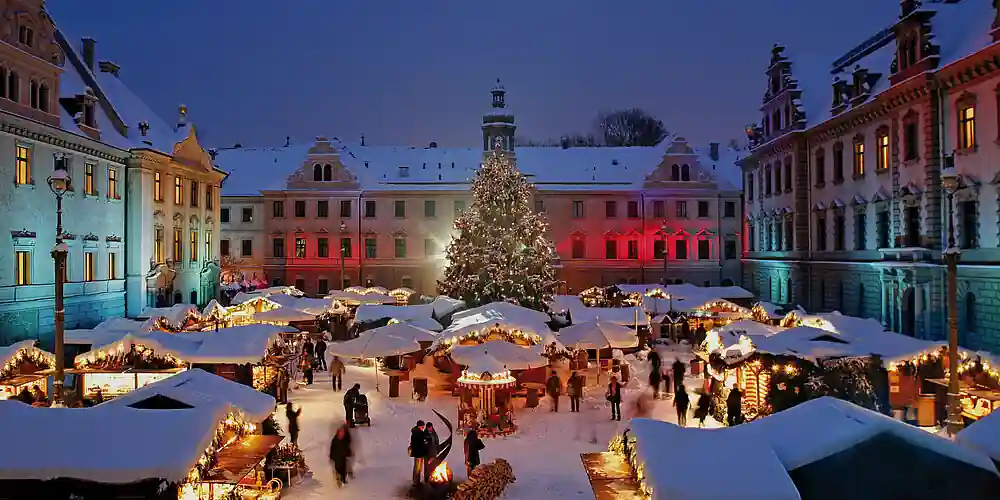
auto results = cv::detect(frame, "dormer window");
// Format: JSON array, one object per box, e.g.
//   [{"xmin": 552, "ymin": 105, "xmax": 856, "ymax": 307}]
[
  {"xmin": 18, "ymin": 26, "xmax": 33, "ymax": 47},
  {"xmin": 772, "ymin": 110, "xmax": 781, "ymax": 132},
  {"xmin": 323, "ymin": 164, "xmax": 332, "ymax": 181},
  {"xmin": 312, "ymin": 163, "xmax": 322, "ymax": 181},
  {"xmin": 680, "ymin": 164, "xmax": 690, "ymax": 182}
]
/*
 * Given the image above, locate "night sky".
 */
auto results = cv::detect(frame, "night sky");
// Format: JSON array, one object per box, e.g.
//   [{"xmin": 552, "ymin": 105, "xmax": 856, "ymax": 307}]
[{"xmin": 49, "ymin": 0, "xmax": 899, "ymax": 149}]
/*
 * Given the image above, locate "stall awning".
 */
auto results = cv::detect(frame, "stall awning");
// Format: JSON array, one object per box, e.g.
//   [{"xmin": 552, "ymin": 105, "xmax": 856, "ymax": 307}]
[
  {"xmin": 580, "ymin": 452, "xmax": 644, "ymax": 499},
  {"xmin": 202, "ymin": 435, "xmax": 284, "ymax": 483}
]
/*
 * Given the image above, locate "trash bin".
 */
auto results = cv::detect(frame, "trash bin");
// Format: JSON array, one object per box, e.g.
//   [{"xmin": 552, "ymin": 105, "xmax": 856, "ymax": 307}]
[
  {"xmin": 526, "ymin": 388, "xmax": 539, "ymax": 408},
  {"xmin": 389, "ymin": 375, "xmax": 400, "ymax": 398}
]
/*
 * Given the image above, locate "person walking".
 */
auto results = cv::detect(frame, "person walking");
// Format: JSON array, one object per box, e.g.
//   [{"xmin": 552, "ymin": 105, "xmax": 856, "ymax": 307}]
[
  {"xmin": 694, "ymin": 390, "xmax": 711, "ymax": 428},
  {"xmin": 546, "ymin": 370, "xmax": 562, "ymax": 412},
  {"xmin": 315, "ymin": 338, "xmax": 327, "ymax": 371},
  {"xmin": 300, "ymin": 352, "xmax": 314, "ymax": 385},
  {"xmin": 303, "ymin": 337, "xmax": 315, "ymax": 358},
  {"xmin": 424, "ymin": 422, "xmax": 440, "ymax": 482},
  {"xmin": 410, "ymin": 420, "xmax": 428, "ymax": 485},
  {"xmin": 464, "ymin": 429, "xmax": 485, "ymax": 477},
  {"xmin": 330, "ymin": 356, "xmax": 345, "ymax": 391},
  {"xmin": 648, "ymin": 362, "xmax": 662, "ymax": 400},
  {"xmin": 344, "ymin": 383, "xmax": 361, "ymax": 427},
  {"xmin": 329, "ymin": 424, "xmax": 353, "ymax": 487},
  {"xmin": 672, "ymin": 358, "xmax": 686, "ymax": 393},
  {"xmin": 607, "ymin": 375, "xmax": 623, "ymax": 421},
  {"xmin": 674, "ymin": 385, "xmax": 690, "ymax": 427},
  {"xmin": 727, "ymin": 386, "xmax": 743, "ymax": 427},
  {"xmin": 286, "ymin": 402, "xmax": 302, "ymax": 446},
  {"xmin": 568, "ymin": 371, "xmax": 584, "ymax": 412}
]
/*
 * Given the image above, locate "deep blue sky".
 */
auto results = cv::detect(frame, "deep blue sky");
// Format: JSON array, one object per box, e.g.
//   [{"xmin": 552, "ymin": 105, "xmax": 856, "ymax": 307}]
[{"xmin": 50, "ymin": 0, "xmax": 900, "ymax": 149}]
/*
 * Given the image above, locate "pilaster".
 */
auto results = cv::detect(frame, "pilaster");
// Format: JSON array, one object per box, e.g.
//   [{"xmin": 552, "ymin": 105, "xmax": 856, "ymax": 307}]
[
  {"xmin": 125, "ymin": 159, "xmax": 155, "ymax": 316},
  {"xmin": 923, "ymin": 91, "xmax": 943, "ymax": 249}
]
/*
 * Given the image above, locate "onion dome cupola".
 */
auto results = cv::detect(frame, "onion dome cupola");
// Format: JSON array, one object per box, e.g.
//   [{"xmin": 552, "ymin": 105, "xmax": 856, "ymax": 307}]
[{"xmin": 482, "ymin": 78, "xmax": 516, "ymax": 152}]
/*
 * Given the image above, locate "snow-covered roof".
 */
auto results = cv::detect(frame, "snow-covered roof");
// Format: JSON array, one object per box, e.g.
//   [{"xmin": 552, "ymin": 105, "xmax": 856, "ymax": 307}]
[
  {"xmin": 428, "ymin": 295, "xmax": 467, "ymax": 318},
  {"xmin": 96, "ymin": 368, "xmax": 276, "ymax": 423},
  {"xmin": 75, "ymin": 324, "xmax": 292, "ymax": 366},
  {"xmin": 630, "ymin": 418, "xmax": 800, "ymax": 500},
  {"xmin": 216, "ymin": 137, "xmax": 744, "ymax": 197},
  {"xmin": 751, "ymin": 324, "xmax": 945, "ymax": 365},
  {"xmin": 326, "ymin": 290, "xmax": 397, "ymax": 305},
  {"xmin": 65, "ymin": 317, "xmax": 155, "ymax": 346},
  {"xmin": 957, "ymin": 406, "xmax": 1000, "ymax": 462},
  {"xmin": 444, "ymin": 302, "xmax": 553, "ymax": 338},
  {"xmin": 557, "ymin": 320, "xmax": 639, "ymax": 350},
  {"xmin": 448, "ymin": 340, "xmax": 549, "ymax": 370},
  {"xmin": 326, "ymin": 328, "xmax": 422, "ymax": 358},
  {"xmin": 400, "ymin": 316, "xmax": 444, "ymax": 332},
  {"xmin": 139, "ymin": 304, "xmax": 199, "ymax": 327},
  {"xmin": 0, "ymin": 340, "xmax": 54, "ymax": 373},
  {"xmin": 0, "ymin": 401, "xmax": 225, "ymax": 484},
  {"xmin": 252, "ymin": 307, "xmax": 317, "ymax": 323},
  {"xmin": 354, "ymin": 304, "xmax": 434, "ymax": 324},
  {"xmin": 549, "ymin": 295, "xmax": 648, "ymax": 327}
]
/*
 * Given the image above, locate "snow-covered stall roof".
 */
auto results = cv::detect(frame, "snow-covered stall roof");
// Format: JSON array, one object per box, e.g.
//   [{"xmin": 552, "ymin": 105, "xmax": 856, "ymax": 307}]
[
  {"xmin": 428, "ymin": 295, "xmax": 467, "ymax": 318},
  {"xmin": 550, "ymin": 295, "xmax": 648, "ymax": 327},
  {"xmin": 0, "ymin": 340, "xmax": 54, "ymax": 374},
  {"xmin": 253, "ymin": 307, "xmax": 318, "ymax": 323},
  {"xmin": 326, "ymin": 290, "xmax": 397, "ymax": 305},
  {"xmin": 326, "ymin": 329, "xmax": 422, "ymax": 358},
  {"xmin": 751, "ymin": 324, "xmax": 947, "ymax": 366},
  {"xmin": 619, "ymin": 283, "xmax": 755, "ymax": 300},
  {"xmin": 444, "ymin": 302, "xmax": 553, "ymax": 338},
  {"xmin": 629, "ymin": 418, "xmax": 800, "ymax": 500},
  {"xmin": 201, "ymin": 299, "xmax": 226, "ymax": 318},
  {"xmin": 557, "ymin": 320, "xmax": 638, "ymax": 350},
  {"xmin": 0, "ymin": 401, "xmax": 226, "ymax": 484},
  {"xmin": 398, "ymin": 316, "xmax": 444, "ymax": 332},
  {"xmin": 139, "ymin": 304, "xmax": 199, "ymax": 327},
  {"xmin": 97, "ymin": 368, "xmax": 276, "ymax": 422},
  {"xmin": 354, "ymin": 304, "xmax": 434, "ymax": 324},
  {"xmin": 958, "ymin": 406, "xmax": 1000, "ymax": 462},
  {"xmin": 266, "ymin": 295, "xmax": 337, "ymax": 314}
]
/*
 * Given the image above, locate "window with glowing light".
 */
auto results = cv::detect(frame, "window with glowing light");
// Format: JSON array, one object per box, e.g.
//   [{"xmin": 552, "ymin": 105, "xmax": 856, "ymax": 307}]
[
  {"xmin": 154, "ymin": 228, "xmax": 164, "ymax": 263},
  {"xmin": 84, "ymin": 252, "xmax": 95, "ymax": 281},
  {"xmin": 15, "ymin": 251, "xmax": 30, "ymax": 285},
  {"xmin": 173, "ymin": 228, "xmax": 182, "ymax": 260},
  {"xmin": 876, "ymin": 131, "xmax": 889, "ymax": 171},
  {"xmin": 84, "ymin": 162, "xmax": 95, "ymax": 195},
  {"xmin": 190, "ymin": 231, "xmax": 198, "ymax": 261},
  {"xmin": 205, "ymin": 232, "xmax": 211, "ymax": 259},
  {"xmin": 958, "ymin": 105, "xmax": 976, "ymax": 150},
  {"xmin": 14, "ymin": 145, "xmax": 30, "ymax": 184},
  {"xmin": 108, "ymin": 252, "xmax": 117, "ymax": 280},
  {"xmin": 153, "ymin": 172, "xmax": 162, "ymax": 201},
  {"xmin": 108, "ymin": 167, "xmax": 119, "ymax": 199},
  {"xmin": 295, "ymin": 238, "xmax": 306, "ymax": 258},
  {"xmin": 174, "ymin": 176, "xmax": 183, "ymax": 205},
  {"xmin": 853, "ymin": 139, "xmax": 865, "ymax": 177}
]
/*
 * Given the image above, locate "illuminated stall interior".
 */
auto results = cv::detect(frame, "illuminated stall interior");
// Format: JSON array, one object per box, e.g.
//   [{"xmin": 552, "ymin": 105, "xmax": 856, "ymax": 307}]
[{"xmin": 0, "ymin": 340, "xmax": 55, "ymax": 401}]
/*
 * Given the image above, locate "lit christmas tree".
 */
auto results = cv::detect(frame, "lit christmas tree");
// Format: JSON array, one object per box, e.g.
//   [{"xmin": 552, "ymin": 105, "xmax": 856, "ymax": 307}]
[{"xmin": 438, "ymin": 141, "xmax": 558, "ymax": 311}]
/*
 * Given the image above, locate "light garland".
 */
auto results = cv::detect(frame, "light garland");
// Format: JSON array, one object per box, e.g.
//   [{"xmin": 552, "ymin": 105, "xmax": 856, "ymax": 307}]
[
  {"xmin": 607, "ymin": 432, "xmax": 653, "ymax": 500},
  {"xmin": 457, "ymin": 368, "xmax": 516, "ymax": 388},
  {"xmin": 436, "ymin": 325, "xmax": 543, "ymax": 350},
  {"xmin": 75, "ymin": 341, "xmax": 185, "ymax": 370},
  {"xmin": 0, "ymin": 344, "xmax": 54, "ymax": 380}
]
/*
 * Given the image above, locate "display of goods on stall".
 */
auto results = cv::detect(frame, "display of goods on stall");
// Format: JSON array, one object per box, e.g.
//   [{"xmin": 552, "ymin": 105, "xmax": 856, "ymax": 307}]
[{"xmin": 580, "ymin": 285, "xmax": 641, "ymax": 308}]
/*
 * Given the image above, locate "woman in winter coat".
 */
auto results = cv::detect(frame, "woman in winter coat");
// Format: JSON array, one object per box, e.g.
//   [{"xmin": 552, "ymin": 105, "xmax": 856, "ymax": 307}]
[
  {"xmin": 674, "ymin": 385, "xmax": 690, "ymax": 427},
  {"xmin": 424, "ymin": 422, "xmax": 441, "ymax": 482},
  {"xmin": 693, "ymin": 391, "xmax": 711, "ymax": 427},
  {"xmin": 329, "ymin": 424, "xmax": 353, "ymax": 486},
  {"xmin": 464, "ymin": 429, "xmax": 485, "ymax": 476}
]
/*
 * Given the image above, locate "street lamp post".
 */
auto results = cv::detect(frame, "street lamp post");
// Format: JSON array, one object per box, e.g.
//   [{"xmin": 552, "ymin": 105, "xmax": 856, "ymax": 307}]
[
  {"xmin": 47, "ymin": 165, "xmax": 71, "ymax": 407},
  {"xmin": 339, "ymin": 220, "xmax": 347, "ymax": 290},
  {"xmin": 941, "ymin": 166, "xmax": 962, "ymax": 437}
]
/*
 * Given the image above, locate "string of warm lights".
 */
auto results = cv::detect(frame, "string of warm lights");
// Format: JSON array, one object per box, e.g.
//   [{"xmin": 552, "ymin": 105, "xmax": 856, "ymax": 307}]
[
  {"xmin": 607, "ymin": 432, "xmax": 653, "ymax": 500},
  {"xmin": 74, "ymin": 341, "xmax": 184, "ymax": 370},
  {"xmin": 0, "ymin": 345, "xmax": 54, "ymax": 380},
  {"xmin": 433, "ymin": 325, "xmax": 544, "ymax": 352}
]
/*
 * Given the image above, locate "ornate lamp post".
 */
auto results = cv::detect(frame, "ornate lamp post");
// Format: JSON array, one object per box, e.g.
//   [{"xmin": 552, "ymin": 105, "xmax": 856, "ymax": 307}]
[
  {"xmin": 339, "ymin": 220, "xmax": 348, "ymax": 290},
  {"xmin": 941, "ymin": 165, "xmax": 962, "ymax": 436},
  {"xmin": 47, "ymin": 165, "xmax": 71, "ymax": 407}
]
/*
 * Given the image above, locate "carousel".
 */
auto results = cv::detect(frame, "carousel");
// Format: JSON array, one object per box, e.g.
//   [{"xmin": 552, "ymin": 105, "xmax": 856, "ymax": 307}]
[{"xmin": 456, "ymin": 354, "xmax": 518, "ymax": 438}]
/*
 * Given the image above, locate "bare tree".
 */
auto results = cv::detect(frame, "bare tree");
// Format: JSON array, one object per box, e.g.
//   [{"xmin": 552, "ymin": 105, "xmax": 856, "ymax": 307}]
[
  {"xmin": 596, "ymin": 108, "xmax": 668, "ymax": 147},
  {"xmin": 727, "ymin": 138, "xmax": 745, "ymax": 151}
]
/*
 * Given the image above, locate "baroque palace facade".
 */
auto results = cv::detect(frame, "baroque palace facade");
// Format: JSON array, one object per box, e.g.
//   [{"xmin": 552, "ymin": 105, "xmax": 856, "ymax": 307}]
[
  {"xmin": 0, "ymin": 0, "xmax": 223, "ymax": 346},
  {"xmin": 742, "ymin": 0, "xmax": 1000, "ymax": 351},
  {"xmin": 217, "ymin": 83, "xmax": 744, "ymax": 297}
]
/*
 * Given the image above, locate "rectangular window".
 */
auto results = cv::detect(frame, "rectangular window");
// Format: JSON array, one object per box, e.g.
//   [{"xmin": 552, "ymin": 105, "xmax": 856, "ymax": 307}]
[
  {"xmin": 904, "ymin": 121, "xmax": 919, "ymax": 160},
  {"xmin": 748, "ymin": 223, "xmax": 755, "ymax": 251},
  {"xmin": 295, "ymin": 238, "xmax": 306, "ymax": 258},
  {"xmin": 605, "ymin": 201, "xmax": 617, "ymax": 218},
  {"xmin": 174, "ymin": 176, "xmax": 183, "ymax": 205},
  {"xmin": 815, "ymin": 152, "xmax": 826, "ymax": 186},
  {"xmin": 627, "ymin": 201, "xmax": 639, "ymax": 219},
  {"xmin": 424, "ymin": 238, "xmax": 435, "ymax": 256},
  {"xmin": 834, "ymin": 215, "xmax": 845, "ymax": 251},
  {"xmin": 83, "ymin": 252, "xmax": 95, "ymax": 281},
  {"xmin": 653, "ymin": 200, "xmax": 665, "ymax": 218},
  {"xmin": 783, "ymin": 160, "xmax": 792, "ymax": 192},
  {"xmin": 816, "ymin": 216, "xmax": 827, "ymax": 251},
  {"xmin": 318, "ymin": 279, "xmax": 329, "ymax": 295},
  {"xmin": 653, "ymin": 240, "xmax": 666, "ymax": 259},
  {"xmin": 453, "ymin": 200, "xmax": 466, "ymax": 217},
  {"xmin": 724, "ymin": 201, "xmax": 736, "ymax": 218},
  {"xmin": 365, "ymin": 238, "xmax": 377, "ymax": 258},
  {"xmin": 364, "ymin": 200, "xmax": 376, "ymax": 218},
  {"xmin": 272, "ymin": 201, "xmax": 284, "ymax": 217},
  {"xmin": 959, "ymin": 106, "xmax": 976, "ymax": 150},
  {"xmin": 205, "ymin": 231, "xmax": 212, "ymax": 258},
  {"xmin": 340, "ymin": 238, "xmax": 352, "ymax": 258},
  {"xmin": 155, "ymin": 228, "xmax": 164, "ymax": 263},
  {"xmin": 190, "ymin": 180, "xmax": 198, "ymax": 207},
  {"xmin": 295, "ymin": 278, "xmax": 305, "ymax": 292},
  {"xmin": 394, "ymin": 237, "xmax": 407, "ymax": 258},
  {"xmin": 15, "ymin": 145, "xmax": 30, "ymax": 185},
  {"xmin": 675, "ymin": 201, "xmax": 687, "ymax": 218},
  {"xmin": 394, "ymin": 200, "xmax": 406, "ymax": 218},
  {"xmin": 833, "ymin": 145, "xmax": 844, "ymax": 182},
  {"xmin": 774, "ymin": 165, "xmax": 781, "ymax": 194},
  {"xmin": 220, "ymin": 208, "xmax": 231, "ymax": 224},
  {"xmin": 221, "ymin": 239, "xmax": 231, "ymax": 257},
  {"xmin": 239, "ymin": 207, "xmax": 251, "ymax": 223},
  {"xmin": 294, "ymin": 200, "xmax": 306, "ymax": 218},
  {"xmin": 855, "ymin": 212, "xmax": 867, "ymax": 250},
  {"xmin": 273, "ymin": 238, "xmax": 285, "ymax": 258},
  {"xmin": 698, "ymin": 240, "xmax": 710, "ymax": 259},
  {"xmin": 572, "ymin": 201, "xmax": 585, "ymax": 219},
  {"xmin": 605, "ymin": 240, "xmax": 617, "ymax": 259},
  {"xmin": 877, "ymin": 133, "xmax": 889, "ymax": 171},
  {"xmin": 534, "ymin": 198, "xmax": 545, "ymax": 213},
  {"xmin": 747, "ymin": 176, "xmax": 754, "ymax": 201},
  {"xmin": 317, "ymin": 237, "xmax": 329, "ymax": 258},
  {"xmin": 724, "ymin": 240, "xmax": 737, "ymax": 260},
  {"xmin": 108, "ymin": 252, "xmax": 118, "ymax": 280},
  {"xmin": 853, "ymin": 141, "xmax": 865, "ymax": 177},
  {"xmin": 423, "ymin": 200, "xmax": 436, "ymax": 218},
  {"xmin": 674, "ymin": 239, "xmax": 688, "ymax": 260},
  {"xmin": 15, "ymin": 251, "xmax": 30, "ymax": 285},
  {"xmin": 785, "ymin": 216, "xmax": 793, "ymax": 251},
  {"xmin": 961, "ymin": 200, "xmax": 978, "ymax": 249},
  {"xmin": 697, "ymin": 201, "xmax": 709, "ymax": 218},
  {"xmin": 571, "ymin": 238, "xmax": 585, "ymax": 259},
  {"xmin": 173, "ymin": 228, "xmax": 182, "ymax": 260},
  {"xmin": 775, "ymin": 218, "xmax": 783, "ymax": 251},
  {"xmin": 241, "ymin": 239, "xmax": 253, "ymax": 257},
  {"xmin": 206, "ymin": 185, "xmax": 214, "ymax": 210},
  {"xmin": 627, "ymin": 240, "xmax": 638, "ymax": 259},
  {"xmin": 340, "ymin": 200, "xmax": 352, "ymax": 218},
  {"xmin": 317, "ymin": 200, "xmax": 329, "ymax": 218},
  {"xmin": 765, "ymin": 166, "xmax": 772, "ymax": 195},
  {"xmin": 84, "ymin": 163, "xmax": 96, "ymax": 195},
  {"xmin": 876, "ymin": 210, "xmax": 890, "ymax": 249},
  {"xmin": 190, "ymin": 231, "xmax": 198, "ymax": 261},
  {"xmin": 154, "ymin": 172, "xmax": 162, "ymax": 201},
  {"xmin": 905, "ymin": 206, "xmax": 920, "ymax": 247}
]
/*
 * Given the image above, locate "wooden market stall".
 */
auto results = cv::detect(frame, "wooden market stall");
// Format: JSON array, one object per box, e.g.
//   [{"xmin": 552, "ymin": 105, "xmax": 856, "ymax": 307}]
[{"xmin": 0, "ymin": 340, "xmax": 55, "ymax": 401}]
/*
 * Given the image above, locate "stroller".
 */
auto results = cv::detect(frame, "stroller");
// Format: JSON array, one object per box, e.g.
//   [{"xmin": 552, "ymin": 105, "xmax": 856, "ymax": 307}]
[{"xmin": 353, "ymin": 394, "xmax": 372, "ymax": 426}]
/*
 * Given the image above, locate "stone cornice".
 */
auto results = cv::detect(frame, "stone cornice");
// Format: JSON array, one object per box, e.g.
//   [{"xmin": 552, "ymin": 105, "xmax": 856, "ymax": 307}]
[
  {"xmin": 934, "ymin": 44, "xmax": 1000, "ymax": 92},
  {"xmin": 0, "ymin": 118, "xmax": 128, "ymax": 164},
  {"xmin": 810, "ymin": 76, "xmax": 932, "ymax": 143}
]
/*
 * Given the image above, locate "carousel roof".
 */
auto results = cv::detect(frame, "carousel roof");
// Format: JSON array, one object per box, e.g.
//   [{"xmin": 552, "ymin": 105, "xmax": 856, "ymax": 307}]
[
  {"xmin": 557, "ymin": 320, "xmax": 638, "ymax": 350},
  {"xmin": 449, "ymin": 340, "xmax": 549, "ymax": 370},
  {"xmin": 457, "ymin": 353, "xmax": 517, "ymax": 387}
]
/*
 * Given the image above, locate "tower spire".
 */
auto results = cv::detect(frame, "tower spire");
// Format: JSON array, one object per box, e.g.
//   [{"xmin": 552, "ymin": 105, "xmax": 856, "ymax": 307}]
[
  {"xmin": 491, "ymin": 78, "xmax": 506, "ymax": 109},
  {"xmin": 482, "ymin": 79, "xmax": 515, "ymax": 152}
]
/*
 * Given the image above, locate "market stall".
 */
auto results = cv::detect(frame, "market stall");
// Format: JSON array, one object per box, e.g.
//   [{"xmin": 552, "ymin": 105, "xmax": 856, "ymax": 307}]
[
  {"xmin": 558, "ymin": 319, "xmax": 638, "ymax": 385},
  {"xmin": 326, "ymin": 326, "xmax": 424, "ymax": 394},
  {"xmin": 456, "ymin": 354, "xmax": 518, "ymax": 438},
  {"xmin": 0, "ymin": 340, "xmax": 55, "ymax": 401}
]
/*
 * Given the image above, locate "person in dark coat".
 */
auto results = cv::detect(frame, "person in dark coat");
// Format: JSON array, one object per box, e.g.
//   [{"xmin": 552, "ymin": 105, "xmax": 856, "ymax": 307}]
[
  {"xmin": 330, "ymin": 356, "xmax": 345, "ymax": 391},
  {"xmin": 672, "ymin": 359, "xmax": 685, "ymax": 393},
  {"xmin": 693, "ymin": 323, "xmax": 708, "ymax": 348},
  {"xmin": 649, "ymin": 362, "xmax": 662, "ymax": 400},
  {"xmin": 344, "ymin": 384, "xmax": 361, "ymax": 427},
  {"xmin": 464, "ymin": 429, "xmax": 485, "ymax": 477},
  {"xmin": 546, "ymin": 370, "xmax": 562, "ymax": 412},
  {"xmin": 17, "ymin": 387, "xmax": 33, "ymax": 404},
  {"xmin": 694, "ymin": 391, "xmax": 711, "ymax": 428},
  {"xmin": 607, "ymin": 376, "xmax": 623, "ymax": 421},
  {"xmin": 302, "ymin": 338, "xmax": 314, "ymax": 357},
  {"xmin": 286, "ymin": 402, "xmax": 302, "ymax": 446},
  {"xmin": 410, "ymin": 420, "xmax": 428, "ymax": 484},
  {"xmin": 315, "ymin": 339, "xmax": 327, "ymax": 371},
  {"xmin": 727, "ymin": 386, "xmax": 743, "ymax": 427},
  {"xmin": 300, "ymin": 352, "xmax": 314, "ymax": 385},
  {"xmin": 329, "ymin": 424, "xmax": 353, "ymax": 487},
  {"xmin": 674, "ymin": 385, "xmax": 690, "ymax": 427},
  {"xmin": 568, "ymin": 371, "xmax": 584, "ymax": 412},
  {"xmin": 424, "ymin": 422, "xmax": 441, "ymax": 482}
]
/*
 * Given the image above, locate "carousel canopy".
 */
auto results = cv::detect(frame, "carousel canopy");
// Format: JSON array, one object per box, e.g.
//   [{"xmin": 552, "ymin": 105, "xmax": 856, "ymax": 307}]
[
  {"xmin": 97, "ymin": 368, "xmax": 276, "ymax": 422},
  {"xmin": 0, "ymin": 401, "xmax": 228, "ymax": 484},
  {"xmin": 326, "ymin": 329, "xmax": 422, "ymax": 358},
  {"xmin": 457, "ymin": 353, "xmax": 517, "ymax": 387},
  {"xmin": 444, "ymin": 302, "xmax": 553, "ymax": 339},
  {"xmin": 449, "ymin": 340, "xmax": 549, "ymax": 370},
  {"xmin": 557, "ymin": 320, "xmax": 638, "ymax": 350}
]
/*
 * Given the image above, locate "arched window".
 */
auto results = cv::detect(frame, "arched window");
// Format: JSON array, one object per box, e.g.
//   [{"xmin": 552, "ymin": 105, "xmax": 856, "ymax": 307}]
[
  {"xmin": 323, "ymin": 164, "xmax": 332, "ymax": 181},
  {"xmin": 29, "ymin": 80, "xmax": 37, "ymax": 109},
  {"xmin": 966, "ymin": 292, "xmax": 977, "ymax": 332},
  {"xmin": 7, "ymin": 71, "xmax": 18, "ymax": 101},
  {"xmin": 38, "ymin": 83, "xmax": 48, "ymax": 112},
  {"xmin": 312, "ymin": 163, "xmax": 322, "ymax": 181},
  {"xmin": 670, "ymin": 164, "xmax": 679, "ymax": 181},
  {"xmin": 681, "ymin": 164, "xmax": 690, "ymax": 181}
]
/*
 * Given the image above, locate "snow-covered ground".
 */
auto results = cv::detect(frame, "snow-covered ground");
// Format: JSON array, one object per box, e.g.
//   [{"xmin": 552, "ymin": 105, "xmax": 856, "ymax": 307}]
[{"xmin": 282, "ymin": 348, "xmax": 717, "ymax": 499}]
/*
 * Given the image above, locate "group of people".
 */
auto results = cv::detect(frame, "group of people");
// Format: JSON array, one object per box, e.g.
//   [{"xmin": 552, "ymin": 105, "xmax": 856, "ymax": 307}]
[
  {"xmin": 298, "ymin": 337, "xmax": 329, "ymax": 385},
  {"xmin": 543, "ymin": 369, "xmax": 628, "ymax": 421},
  {"xmin": 13, "ymin": 385, "xmax": 48, "ymax": 406},
  {"xmin": 408, "ymin": 420, "xmax": 442, "ymax": 485},
  {"xmin": 647, "ymin": 347, "xmax": 743, "ymax": 428}
]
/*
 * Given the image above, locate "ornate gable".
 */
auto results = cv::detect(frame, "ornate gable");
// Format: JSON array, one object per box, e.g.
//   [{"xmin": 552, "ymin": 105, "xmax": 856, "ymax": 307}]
[
  {"xmin": 286, "ymin": 137, "xmax": 359, "ymax": 189},
  {"xmin": 1, "ymin": 2, "xmax": 62, "ymax": 65},
  {"xmin": 644, "ymin": 137, "xmax": 715, "ymax": 187},
  {"xmin": 171, "ymin": 126, "xmax": 214, "ymax": 172}
]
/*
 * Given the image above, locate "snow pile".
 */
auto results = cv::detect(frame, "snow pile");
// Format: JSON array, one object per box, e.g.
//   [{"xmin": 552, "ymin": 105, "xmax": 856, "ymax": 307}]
[
  {"xmin": 0, "ymin": 401, "xmax": 225, "ymax": 484},
  {"xmin": 97, "ymin": 368, "xmax": 276, "ymax": 422}
]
